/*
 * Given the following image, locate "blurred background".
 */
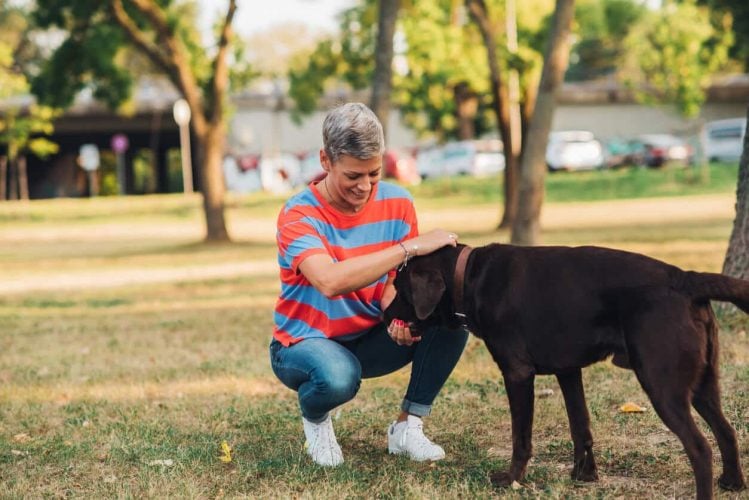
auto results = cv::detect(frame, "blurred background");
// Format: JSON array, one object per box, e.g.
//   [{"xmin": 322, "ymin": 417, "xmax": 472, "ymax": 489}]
[{"xmin": 0, "ymin": 0, "xmax": 745, "ymax": 205}]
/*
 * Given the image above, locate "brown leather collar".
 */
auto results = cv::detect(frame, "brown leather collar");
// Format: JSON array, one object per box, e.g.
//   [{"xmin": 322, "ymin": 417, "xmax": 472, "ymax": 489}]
[{"xmin": 453, "ymin": 245, "xmax": 473, "ymax": 321}]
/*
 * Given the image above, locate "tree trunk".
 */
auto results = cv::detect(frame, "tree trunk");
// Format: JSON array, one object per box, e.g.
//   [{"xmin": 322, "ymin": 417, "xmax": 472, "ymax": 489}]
[
  {"xmin": 371, "ymin": 0, "xmax": 400, "ymax": 142},
  {"xmin": 465, "ymin": 0, "xmax": 520, "ymax": 229},
  {"xmin": 720, "ymin": 108, "xmax": 749, "ymax": 321},
  {"xmin": 17, "ymin": 155, "xmax": 29, "ymax": 201},
  {"xmin": 511, "ymin": 0, "xmax": 575, "ymax": 245},
  {"xmin": 8, "ymin": 156, "xmax": 18, "ymax": 200},
  {"xmin": 454, "ymin": 81, "xmax": 477, "ymax": 140},
  {"xmin": 0, "ymin": 156, "xmax": 6, "ymax": 201},
  {"xmin": 200, "ymin": 122, "xmax": 229, "ymax": 242}
]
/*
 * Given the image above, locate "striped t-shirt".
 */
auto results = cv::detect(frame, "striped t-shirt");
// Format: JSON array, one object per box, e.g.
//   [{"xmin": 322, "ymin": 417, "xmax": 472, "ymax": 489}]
[{"xmin": 273, "ymin": 180, "xmax": 419, "ymax": 346}]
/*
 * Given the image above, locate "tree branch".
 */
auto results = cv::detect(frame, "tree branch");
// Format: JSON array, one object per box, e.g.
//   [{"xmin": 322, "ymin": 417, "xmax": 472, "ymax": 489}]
[
  {"xmin": 209, "ymin": 0, "xmax": 237, "ymax": 124},
  {"xmin": 109, "ymin": 0, "xmax": 175, "ymax": 81},
  {"xmin": 110, "ymin": 0, "xmax": 207, "ymax": 136}
]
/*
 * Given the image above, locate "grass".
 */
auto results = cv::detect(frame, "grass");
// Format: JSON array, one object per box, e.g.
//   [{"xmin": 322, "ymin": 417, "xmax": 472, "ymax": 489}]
[{"xmin": 1, "ymin": 164, "xmax": 748, "ymax": 498}]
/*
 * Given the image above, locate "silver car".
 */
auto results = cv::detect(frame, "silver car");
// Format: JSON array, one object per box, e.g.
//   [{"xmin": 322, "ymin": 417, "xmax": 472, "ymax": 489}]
[{"xmin": 546, "ymin": 130, "xmax": 605, "ymax": 172}]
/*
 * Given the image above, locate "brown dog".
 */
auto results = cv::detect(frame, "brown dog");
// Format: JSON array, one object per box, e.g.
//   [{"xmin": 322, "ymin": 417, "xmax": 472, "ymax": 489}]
[{"xmin": 384, "ymin": 243, "xmax": 748, "ymax": 499}]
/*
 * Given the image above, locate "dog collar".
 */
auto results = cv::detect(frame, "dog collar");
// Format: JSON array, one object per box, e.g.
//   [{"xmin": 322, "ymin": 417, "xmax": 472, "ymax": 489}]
[{"xmin": 453, "ymin": 245, "xmax": 473, "ymax": 322}]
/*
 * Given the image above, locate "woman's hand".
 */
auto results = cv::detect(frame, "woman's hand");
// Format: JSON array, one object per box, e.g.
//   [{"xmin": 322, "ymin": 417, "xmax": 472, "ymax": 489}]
[
  {"xmin": 387, "ymin": 318, "xmax": 420, "ymax": 346},
  {"xmin": 402, "ymin": 229, "xmax": 458, "ymax": 257}
]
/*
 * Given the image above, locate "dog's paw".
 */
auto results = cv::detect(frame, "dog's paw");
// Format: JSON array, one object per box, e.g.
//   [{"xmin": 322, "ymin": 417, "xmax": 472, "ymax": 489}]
[
  {"xmin": 489, "ymin": 471, "xmax": 515, "ymax": 488},
  {"xmin": 572, "ymin": 457, "xmax": 599, "ymax": 482},
  {"xmin": 718, "ymin": 474, "xmax": 746, "ymax": 492},
  {"xmin": 571, "ymin": 467, "xmax": 598, "ymax": 482}
]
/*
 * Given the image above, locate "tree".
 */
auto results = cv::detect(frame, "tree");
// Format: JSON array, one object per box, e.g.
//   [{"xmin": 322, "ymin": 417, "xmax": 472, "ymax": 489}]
[
  {"xmin": 721, "ymin": 108, "xmax": 749, "ymax": 322},
  {"xmin": 511, "ymin": 0, "xmax": 575, "ymax": 245},
  {"xmin": 0, "ymin": 41, "xmax": 58, "ymax": 201},
  {"xmin": 370, "ymin": 0, "xmax": 400, "ymax": 141},
  {"xmin": 699, "ymin": 0, "xmax": 749, "ymax": 71},
  {"xmin": 32, "ymin": 0, "xmax": 245, "ymax": 241},
  {"xmin": 465, "ymin": 0, "xmax": 521, "ymax": 228},
  {"xmin": 621, "ymin": 1, "xmax": 732, "ymax": 119}
]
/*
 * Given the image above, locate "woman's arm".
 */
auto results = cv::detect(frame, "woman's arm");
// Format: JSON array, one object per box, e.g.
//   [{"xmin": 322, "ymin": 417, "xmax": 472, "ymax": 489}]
[{"xmin": 298, "ymin": 229, "xmax": 458, "ymax": 298}]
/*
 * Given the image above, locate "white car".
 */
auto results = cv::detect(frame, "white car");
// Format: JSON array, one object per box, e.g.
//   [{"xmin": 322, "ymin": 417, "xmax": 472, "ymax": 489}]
[
  {"xmin": 546, "ymin": 131, "xmax": 605, "ymax": 171},
  {"xmin": 704, "ymin": 118, "xmax": 746, "ymax": 163},
  {"xmin": 417, "ymin": 140, "xmax": 505, "ymax": 179}
]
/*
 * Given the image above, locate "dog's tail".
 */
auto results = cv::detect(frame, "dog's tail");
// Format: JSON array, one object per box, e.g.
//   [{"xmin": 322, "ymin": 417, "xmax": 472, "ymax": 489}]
[{"xmin": 680, "ymin": 271, "xmax": 749, "ymax": 314}]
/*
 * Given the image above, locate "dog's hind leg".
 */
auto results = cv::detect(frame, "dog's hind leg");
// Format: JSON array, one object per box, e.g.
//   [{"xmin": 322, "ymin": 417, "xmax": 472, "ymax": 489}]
[
  {"xmin": 692, "ymin": 371, "xmax": 746, "ymax": 492},
  {"xmin": 692, "ymin": 362, "xmax": 746, "ymax": 491},
  {"xmin": 490, "ymin": 369, "xmax": 535, "ymax": 488},
  {"xmin": 690, "ymin": 306, "xmax": 746, "ymax": 492},
  {"xmin": 556, "ymin": 369, "xmax": 598, "ymax": 482},
  {"xmin": 628, "ymin": 325, "xmax": 714, "ymax": 498}
]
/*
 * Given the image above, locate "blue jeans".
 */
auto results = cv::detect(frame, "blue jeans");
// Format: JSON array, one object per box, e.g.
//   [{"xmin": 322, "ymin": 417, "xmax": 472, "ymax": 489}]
[{"xmin": 269, "ymin": 323, "xmax": 468, "ymax": 423}]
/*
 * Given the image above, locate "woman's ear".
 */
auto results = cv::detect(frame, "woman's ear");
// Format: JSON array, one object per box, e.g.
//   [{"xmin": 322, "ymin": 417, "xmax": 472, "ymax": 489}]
[{"xmin": 319, "ymin": 149, "xmax": 331, "ymax": 173}]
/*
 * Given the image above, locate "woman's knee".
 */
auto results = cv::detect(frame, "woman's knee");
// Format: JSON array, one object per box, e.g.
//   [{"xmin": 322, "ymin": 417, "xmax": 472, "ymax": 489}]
[{"xmin": 317, "ymin": 362, "xmax": 361, "ymax": 401}]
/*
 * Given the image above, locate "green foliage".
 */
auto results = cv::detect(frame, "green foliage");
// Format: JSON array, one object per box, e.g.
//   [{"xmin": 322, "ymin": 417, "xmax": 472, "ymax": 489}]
[
  {"xmin": 621, "ymin": 1, "xmax": 733, "ymax": 118},
  {"xmin": 0, "ymin": 41, "xmax": 59, "ymax": 162},
  {"xmin": 32, "ymin": 2, "xmax": 133, "ymax": 109},
  {"xmin": 699, "ymin": 0, "xmax": 749, "ymax": 70},
  {"xmin": 567, "ymin": 0, "xmax": 646, "ymax": 81}
]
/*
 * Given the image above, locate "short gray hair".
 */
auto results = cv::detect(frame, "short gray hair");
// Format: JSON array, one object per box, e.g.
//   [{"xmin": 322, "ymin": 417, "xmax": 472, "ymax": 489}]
[{"xmin": 322, "ymin": 102, "xmax": 385, "ymax": 163}]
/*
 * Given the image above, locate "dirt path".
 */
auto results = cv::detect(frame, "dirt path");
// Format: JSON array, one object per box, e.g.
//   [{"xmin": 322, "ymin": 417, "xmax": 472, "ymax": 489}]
[{"xmin": 0, "ymin": 194, "xmax": 735, "ymax": 296}]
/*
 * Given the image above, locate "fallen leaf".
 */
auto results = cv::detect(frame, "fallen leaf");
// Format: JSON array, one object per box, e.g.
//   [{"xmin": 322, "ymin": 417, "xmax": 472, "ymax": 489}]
[
  {"xmin": 511, "ymin": 480, "xmax": 522, "ymax": 490},
  {"xmin": 619, "ymin": 402, "xmax": 647, "ymax": 413},
  {"xmin": 219, "ymin": 440, "xmax": 232, "ymax": 463}
]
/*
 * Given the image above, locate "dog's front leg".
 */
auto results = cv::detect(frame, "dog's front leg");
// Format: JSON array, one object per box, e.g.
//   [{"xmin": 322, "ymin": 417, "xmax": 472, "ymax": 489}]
[
  {"xmin": 556, "ymin": 369, "xmax": 598, "ymax": 482},
  {"xmin": 490, "ymin": 370, "xmax": 535, "ymax": 488}
]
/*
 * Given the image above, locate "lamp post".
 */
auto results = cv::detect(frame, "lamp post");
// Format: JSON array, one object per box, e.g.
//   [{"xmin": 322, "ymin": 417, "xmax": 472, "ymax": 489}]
[{"xmin": 172, "ymin": 99, "xmax": 193, "ymax": 194}]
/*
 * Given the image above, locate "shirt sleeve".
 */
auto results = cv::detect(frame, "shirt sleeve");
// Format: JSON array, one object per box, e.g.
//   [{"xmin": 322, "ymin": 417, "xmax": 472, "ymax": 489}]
[{"xmin": 277, "ymin": 219, "xmax": 329, "ymax": 274}]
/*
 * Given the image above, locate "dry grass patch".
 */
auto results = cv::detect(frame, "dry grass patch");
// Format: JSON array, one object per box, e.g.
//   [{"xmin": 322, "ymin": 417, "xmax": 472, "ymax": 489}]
[{"xmin": 1, "ymin": 192, "xmax": 748, "ymax": 497}]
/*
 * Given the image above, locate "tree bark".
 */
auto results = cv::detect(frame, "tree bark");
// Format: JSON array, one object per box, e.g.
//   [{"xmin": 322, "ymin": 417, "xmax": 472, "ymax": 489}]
[
  {"xmin": 511, "ymin": 0, "xmax": 575, "ymax": 245},
  {"xmin": 465, "ymin": 0, "xmax": 520, "ymax": 229},
  {"xmin": 720, "ymin": 108, "xmax": 749, "ymax": 319},
  {"xmin": 17, "ymin": 155, "xmax": 28, "ymax": 200},
  {"xmin": 454, "ymin": 81, "xmax": 477, "ymax": 140},
  {"xmin": 199, "ymin": 123, "xmax": 229, "ymax": 241},
  {"xmin": 371, "ymin": 0, "xmax": 400, "ymax": 142},
  {"xmin": 0, "ymin": 156, "xmax": 6, "ymax": 201}
]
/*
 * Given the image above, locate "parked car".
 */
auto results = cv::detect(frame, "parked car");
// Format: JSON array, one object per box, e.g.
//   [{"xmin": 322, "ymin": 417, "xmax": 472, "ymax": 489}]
[
  {"xmin": 298, "ymin": 150, "xmax": 326, "ymax": 184},
  {"xmin": 546, "ymin": 131, "xmax": 605, "ymax": 171},
  {"xmin": 704, "ymin": 118, "xmax": 746, "ymax": 163},
  {"xmin": 417, "ymin": 140, "xmax": 505, "ymax": 179},
  {"xmin": 384, "ymin": 149, "xmax": 421, "ymax": 185},
  {"xmin": 604, "ymin": 138, "xmax": 643, "ymax": 168},
  {"xmin": 632, "ymin": 134, "xmax": 694, "ymax": 168}
]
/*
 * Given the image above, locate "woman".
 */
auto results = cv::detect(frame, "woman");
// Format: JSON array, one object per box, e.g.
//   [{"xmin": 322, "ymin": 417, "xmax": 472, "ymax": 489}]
[{"xmin": 270, "ymin": 102, "xmax": 468, "ymax": 467}]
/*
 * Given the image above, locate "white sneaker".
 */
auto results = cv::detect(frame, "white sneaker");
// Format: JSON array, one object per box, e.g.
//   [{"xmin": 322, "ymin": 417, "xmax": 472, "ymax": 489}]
[
  {"xmin": 302, "ymin": 415, "xmax": 344, "ymax": 467},
  {"xmin": 387, "ymin": 415, "xmax": 446, "ymax": 462}
]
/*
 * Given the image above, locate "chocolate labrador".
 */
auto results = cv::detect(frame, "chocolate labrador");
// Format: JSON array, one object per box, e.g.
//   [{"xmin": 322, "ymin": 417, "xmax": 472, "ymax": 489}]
[{"xmin": 384, "ymin": 243, "xmax": 748, "ymax": 499}]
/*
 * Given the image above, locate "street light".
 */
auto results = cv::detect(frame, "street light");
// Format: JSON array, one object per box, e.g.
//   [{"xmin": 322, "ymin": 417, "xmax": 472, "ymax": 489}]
[{"xmin": 172, "ymin": 98, "xmax": 193, "ymax": 194}]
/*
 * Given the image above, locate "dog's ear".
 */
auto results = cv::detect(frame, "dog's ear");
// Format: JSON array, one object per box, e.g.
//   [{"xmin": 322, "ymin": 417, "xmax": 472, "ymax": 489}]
[{"xmin": 409, "ymin": 267, "xmax": 446, "ymax": 320}]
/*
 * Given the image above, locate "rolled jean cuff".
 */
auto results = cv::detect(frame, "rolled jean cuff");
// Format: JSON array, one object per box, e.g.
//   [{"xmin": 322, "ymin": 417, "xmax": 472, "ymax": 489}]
[{"xmin": 401, "ymin": 399, "xmax": 431, "ymax": 417}]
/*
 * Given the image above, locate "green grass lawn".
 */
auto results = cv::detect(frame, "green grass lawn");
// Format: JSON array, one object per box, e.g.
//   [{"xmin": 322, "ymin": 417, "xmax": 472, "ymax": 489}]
[{"xmin": 0, "ymin": 164, "xmax": 747, "ymax": 498}]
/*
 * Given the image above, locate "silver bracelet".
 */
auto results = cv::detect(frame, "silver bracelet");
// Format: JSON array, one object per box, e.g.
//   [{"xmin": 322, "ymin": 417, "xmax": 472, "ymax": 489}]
[{"xmin": 398, "ymin": 242, "xmax": 418, "ymax": 269}]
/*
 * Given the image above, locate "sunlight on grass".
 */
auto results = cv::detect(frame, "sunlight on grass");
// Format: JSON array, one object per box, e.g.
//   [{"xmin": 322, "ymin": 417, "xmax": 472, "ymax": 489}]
[
  {"xmin": 1, "ymin": 375, "xmax": 281, "ymax": 405},
  {"xmin": 0, "ymin": 169, "xmax": 747, "ymax": 498}
]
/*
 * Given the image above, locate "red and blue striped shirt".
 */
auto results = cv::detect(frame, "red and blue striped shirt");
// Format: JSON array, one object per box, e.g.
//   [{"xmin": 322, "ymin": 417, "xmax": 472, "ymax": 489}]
[{"xmin": 273, "ymin": 180, "xmax": 419, "ymax": 346}]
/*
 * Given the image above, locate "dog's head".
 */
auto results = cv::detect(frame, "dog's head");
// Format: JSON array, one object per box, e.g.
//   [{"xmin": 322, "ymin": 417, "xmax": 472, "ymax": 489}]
[{"xmin": 384, "ymin": 247, "xmax": 463, "ymax": 329}]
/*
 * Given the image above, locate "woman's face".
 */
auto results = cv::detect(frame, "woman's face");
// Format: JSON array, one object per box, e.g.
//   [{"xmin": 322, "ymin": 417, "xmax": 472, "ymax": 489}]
[{"xmin": 320, "ymin": 150, "xmax": 382, "ymax": 213}]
